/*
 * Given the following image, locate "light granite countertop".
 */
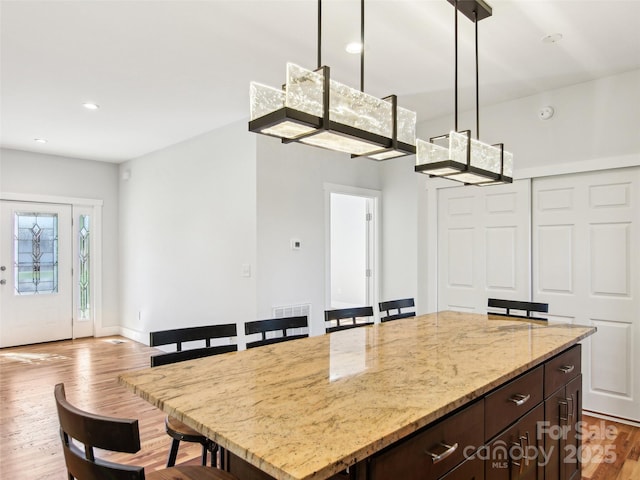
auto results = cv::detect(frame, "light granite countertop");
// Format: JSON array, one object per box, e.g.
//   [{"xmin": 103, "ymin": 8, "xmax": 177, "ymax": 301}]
[{"xmin": 118, "ymin": 311, "xmax": 595, "ymax": 480}]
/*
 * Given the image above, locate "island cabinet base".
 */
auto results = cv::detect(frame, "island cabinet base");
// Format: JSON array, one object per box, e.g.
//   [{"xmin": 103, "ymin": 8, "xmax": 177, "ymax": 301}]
[
  {"xmin": 226, "ymin": 344, "xmax": 583, "ymax": 480},
  {"xmin": 368, "ymin": 399, "xmax": 484, "ymax": 479}
]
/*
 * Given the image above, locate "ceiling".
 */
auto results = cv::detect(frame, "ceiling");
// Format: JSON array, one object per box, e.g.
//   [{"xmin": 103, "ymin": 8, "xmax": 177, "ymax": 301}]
[{"xmin": 1, "ymin": 0, "xmax": 639, "ymax": 163}]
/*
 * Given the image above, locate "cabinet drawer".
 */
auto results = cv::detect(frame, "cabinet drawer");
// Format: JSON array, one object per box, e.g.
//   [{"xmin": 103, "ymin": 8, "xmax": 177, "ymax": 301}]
[
  {"xmin": 544, "ymin": 344, "xmax": 581, "ymax": 398},
  {"xmin": 485, "ymin": 366, "xmax": 543, "ymax": 441},
  {"xmin": 370, "ymin": 400, "xmax": 484, "ymax": 480}
]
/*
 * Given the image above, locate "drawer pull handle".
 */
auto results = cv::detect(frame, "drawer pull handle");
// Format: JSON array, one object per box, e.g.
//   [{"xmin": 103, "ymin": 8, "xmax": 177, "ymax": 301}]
[
  {"xmin": 510, "ymin": 432, "xmax": 530, "ymax": 475},
  {"xmin": 425, "ymin": 442, "xmax": 458, "ymax": 464},
  {"xmin": 559, "ymin": 365, "xmax": 575, "ymax": 374},
  {"xmin": 559, "ymin": 400, "xmax": 569, "ymax": 423},
  {"xmin": 509, "ymin": 393, "xmax": 531, "ymax": 406},
  {"xmin": 567, "ymin": 394, "xmax": 574, "ymax": 421}
]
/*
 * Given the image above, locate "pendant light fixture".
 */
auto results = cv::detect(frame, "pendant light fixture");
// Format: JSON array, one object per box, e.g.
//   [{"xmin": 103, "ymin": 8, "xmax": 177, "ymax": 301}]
[
  {"xmin": 415, "ymin": 0, "xmax": 513, "ymax": 185},
  {"xmin": 248, "ymin": 0, "xmax": 417, "ymax": 161}
]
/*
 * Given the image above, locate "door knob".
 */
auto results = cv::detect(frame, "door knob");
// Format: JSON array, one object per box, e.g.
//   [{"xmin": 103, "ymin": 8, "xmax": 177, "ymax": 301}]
[
  {"xmin": 0, "ymin": 266, "xmax": 6, "ymax": 271},
  {"xmin": 0, "ymin": 279, "xmax": 6, "ymax": 285}
]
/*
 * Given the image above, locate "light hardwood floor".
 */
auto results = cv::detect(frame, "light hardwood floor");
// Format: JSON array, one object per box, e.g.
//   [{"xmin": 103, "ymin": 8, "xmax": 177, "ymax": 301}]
[{"xmin": 0, "ymin": 336, "xmax": 638, "ymax": 479}]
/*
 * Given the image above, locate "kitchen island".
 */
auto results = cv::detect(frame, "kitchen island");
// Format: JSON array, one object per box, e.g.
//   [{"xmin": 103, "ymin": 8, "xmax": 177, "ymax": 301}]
[{"xmin": 119, "ymin": 311, "xmax": 595, "ymax": 480}]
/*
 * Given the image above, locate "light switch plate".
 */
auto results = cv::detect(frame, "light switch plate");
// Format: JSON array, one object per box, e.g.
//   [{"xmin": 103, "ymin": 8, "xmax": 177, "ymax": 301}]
[{"xmin": 241, "ymin": 264, "xmax": 251, "ymax": 277}]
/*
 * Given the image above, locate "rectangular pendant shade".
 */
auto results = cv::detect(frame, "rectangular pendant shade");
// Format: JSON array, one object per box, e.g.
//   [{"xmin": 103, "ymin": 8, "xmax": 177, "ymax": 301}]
[
  {"xmin": 415, "ymin": 131, "xmax": 513, "ymax": 184},
  {"xmin": 249, "ymin": 63, "xmax": 416, "ymax": 160}
]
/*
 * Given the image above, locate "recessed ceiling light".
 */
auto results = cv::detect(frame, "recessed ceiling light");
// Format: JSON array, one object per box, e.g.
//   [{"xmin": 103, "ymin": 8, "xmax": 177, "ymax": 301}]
[
  {"xmin": 542, "ymin": 33, "xmax": 563, "ymax": 44},
  {"xmin": 83, "ymin": 102, "xmax": 100, "ymax": 110},
  {"xmin": 345, "ymin": 42, "xmax": 363, "ymax": 54},
  {"xmin": 34, "ymin": 138, "xmax": 47, "ymax": 144}
]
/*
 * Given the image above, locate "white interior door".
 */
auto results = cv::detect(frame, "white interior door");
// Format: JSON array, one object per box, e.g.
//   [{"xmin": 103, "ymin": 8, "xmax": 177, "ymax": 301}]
[
  {"xmin": 533, "ymin": 167, "xmax": 640, "ymax": 422},
  {"xmin": 437, "ymin": 180, "xmax": 531, "ymax": 312},
  {"xmin": 0, "ymin": 201, "xmax": 73, "ymax": 347},
  {"xmin": 329, "ymin": 193, "xmax": 373, "ymax": 309}
]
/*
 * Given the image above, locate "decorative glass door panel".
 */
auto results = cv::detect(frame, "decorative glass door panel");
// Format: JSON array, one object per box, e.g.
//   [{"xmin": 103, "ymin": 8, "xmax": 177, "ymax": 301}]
[{"xmin": 14, "ymin": 212, "xmax": 59, "ymax": 295}]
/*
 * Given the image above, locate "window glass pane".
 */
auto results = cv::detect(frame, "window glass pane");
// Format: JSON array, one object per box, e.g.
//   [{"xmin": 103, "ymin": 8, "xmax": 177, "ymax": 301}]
[
  {"xmin": 78, "ymin": 215, "xmax": 90, "ymax": 319},
  {"xmin": 14, "ymin": 212, "xmax": 58, "ymax": 295}
]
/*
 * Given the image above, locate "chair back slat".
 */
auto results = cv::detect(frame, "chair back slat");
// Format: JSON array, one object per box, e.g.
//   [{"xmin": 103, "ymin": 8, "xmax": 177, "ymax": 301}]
[
  {"xmin": 54, "ymin": 383, "xmax": 145, "ymax": 480},
  {"xmin": 61, "ymin": 440, "xmax": 143, "ymax": 480},
  {"xmin": 150, "ymin": 324, "xmax": 238, "ymax": 349},
  {"xmin": 382, "ymin": 311, "xmax": 416, "ymax": 322},
  {"xmin": 378, "ymin": 298, "xmax": 415, "ymax": 323},
  {"xmin": 246, "ymin": 334, "xmax": 309, "ymax": 349},
  {"xmin": 324, "ymin": 306, "xmax": 374, "ymax": 333},
  {"xmin": 150, "ymin": 344, "xmax": 238, "ymax": 367},
  {"xmin": 487, "ymin": 298, "xmax": 549, "ymax": 319},
  {"xmin": 245, "ymin": 316, "xmax": 309, "ymax": 349},
  {"xmin": 150, "ymin": 323, "xmax": 238, "ymax": 366}
]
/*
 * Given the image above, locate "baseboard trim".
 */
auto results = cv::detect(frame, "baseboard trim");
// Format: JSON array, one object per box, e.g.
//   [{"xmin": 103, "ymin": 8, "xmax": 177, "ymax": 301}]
[
  {"xmin": 93, "ymin": 326, "xmax": 120, "ymax": 337},
  {"xmin": 583, "ymin": 409, "xmax": 640, "ymax": 427},
  {"xmin": 118, "ymin": 326, "xmax": 148, "ymax": 345}
]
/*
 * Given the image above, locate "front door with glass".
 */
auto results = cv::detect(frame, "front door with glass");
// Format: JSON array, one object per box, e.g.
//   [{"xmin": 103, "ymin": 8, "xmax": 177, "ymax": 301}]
[{"xmin": 0, "ymin": 201, "xmax": 73, "ymax": 347}]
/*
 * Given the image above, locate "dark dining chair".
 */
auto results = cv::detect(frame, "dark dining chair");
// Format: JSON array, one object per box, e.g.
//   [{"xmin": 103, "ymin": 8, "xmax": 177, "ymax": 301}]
[
  {"xmin": 54, "ymin": 383, "xmax": 239, "ymax": 480},
  {"xmin": 324, "ymin": 306, "xmax": 374, "ymax": 333},
  {"xmin": 150, "ymin": 323, "xmax": 238, "ymax": 468},
  {"xmin": 244, "ymin": 316, "xmax": 308, "ymax": 349},
  {"xmin": 378, "ymin": 298, "xmax": 416, "ymax": 322},
  {"xmin": 487, "ymin": 298, "xmax": 549, "ymax": 320}
]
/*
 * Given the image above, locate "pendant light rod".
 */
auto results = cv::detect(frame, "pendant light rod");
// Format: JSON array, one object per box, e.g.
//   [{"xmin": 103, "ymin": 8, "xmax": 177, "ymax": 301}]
[
  {"xmin": 454, "ymin": 0, "xmax": 459, "ymax": 131},
  {"xmin": 475, "ymin": 9, "xmax": 479, "ymax": 140},
  {"xmin": 360, "ymin": 0, "xmax": 365, "ymax": 92},
  {"xmin": 317, "ymin": 0, "xmax": 322, "ymax": 69}
]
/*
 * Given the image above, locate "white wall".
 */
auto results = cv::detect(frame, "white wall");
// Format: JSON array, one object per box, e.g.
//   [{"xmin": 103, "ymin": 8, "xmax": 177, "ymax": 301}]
[
  {"xmin": 256, "ymin": 136, "xmax": 380, "ymax": 336},
  {"xmin": 379, "ymin": 155, "xmax": 421, "ymax": 309},
  {"xmin": 118, "ymin": 120, "xmax": 257, "ymax": 345},
  {"xmin": 0, "ymin": 148, "xmax": 120, "ymax": 329},
  {"xmin": 417, "ymin": 69, "xmax": 640, "ymax": 178}
]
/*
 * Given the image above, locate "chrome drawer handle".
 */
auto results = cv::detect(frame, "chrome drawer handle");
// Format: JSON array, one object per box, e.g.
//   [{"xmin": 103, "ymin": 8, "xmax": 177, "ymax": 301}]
[
  {"xmin": 425, "ymin": 442, "xmax": 458, "ymax": 464},
  {"xmin": 510, "ymin": 432, "xmax": 530, "ymax": 475},
  {"xmin": 567, "ymin": 394, "xmax": 574, "ymax": 421},
  {"xmin": 509, "ymin": 393, "xmax": 531, "ymax": 406},
  {"xmin": 559, "ymin": 365, "xmax": 575, "ymax": 374}
]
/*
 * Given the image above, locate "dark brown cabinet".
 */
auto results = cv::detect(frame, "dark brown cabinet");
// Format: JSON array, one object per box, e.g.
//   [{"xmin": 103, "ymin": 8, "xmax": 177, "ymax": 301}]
[
  {"xmin": 485, "ymin": 404, "xmax": 544, "ymax": 480},
  {"xmin": 369, "ymin": 400, "xmax": 484, "ymax": 480},
  {"xmin": 485, "ymin": 366, "xmax": 543, "ymax": 440},
  {"xmin": 439, "ymin": 454, "xmax": 484, "ymax": 480},
  {"xmin": 543, "ymin": 344, "xmax": 582, "ymax": 480}
]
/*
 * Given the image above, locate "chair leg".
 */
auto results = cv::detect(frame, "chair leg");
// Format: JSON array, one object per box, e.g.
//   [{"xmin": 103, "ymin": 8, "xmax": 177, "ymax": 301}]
[
  {"xmin": 209, "ymin": 441, "xmax": 218, "ymax": 467},
  {"xmin": 219, "ymin": 446, "xmax": 225, "ymax": 470},
  {"xmin": 201, "ymin": 443, "xmax": 208, "ymax": 466},
  {"xmin": 167, "ymin": 438, "xmax": 180, "ymax": 467}
]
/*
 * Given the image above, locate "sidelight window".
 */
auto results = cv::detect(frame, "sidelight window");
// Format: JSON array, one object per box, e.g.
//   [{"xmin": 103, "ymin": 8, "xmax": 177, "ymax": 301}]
[{"xmin": 78, "ymin": 215, "xmax": 90, "ymax": 319}]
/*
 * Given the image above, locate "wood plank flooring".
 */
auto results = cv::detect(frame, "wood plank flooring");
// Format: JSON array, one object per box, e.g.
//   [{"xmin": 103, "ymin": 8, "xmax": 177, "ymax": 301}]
[
  {"xmin": 0, "ymin": 336, "xmax": 202, "ymax": 479},
  {"xmin": 0, "ymin": 336, "xmax": 638, "ymax": 479}
]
